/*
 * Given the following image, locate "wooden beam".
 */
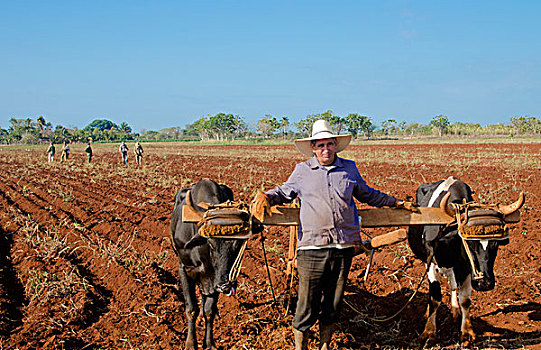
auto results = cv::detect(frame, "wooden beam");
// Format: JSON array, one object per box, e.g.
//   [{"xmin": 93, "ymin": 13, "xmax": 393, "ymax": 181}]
[
  {"xmin": 182, "ymin": 205, "xmax": 520, "ymax": 227},
  {"xmin": 261, "ymin": 206, "xmax": 455, "ymax": 227},
  {"xmin": 369, "ymin": 228, "xmax": 407, "ymax": 248}
]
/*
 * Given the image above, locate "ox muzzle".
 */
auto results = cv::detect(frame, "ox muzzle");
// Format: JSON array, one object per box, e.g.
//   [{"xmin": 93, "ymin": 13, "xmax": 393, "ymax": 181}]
[{"xmin": 216, "ymin": 280, "xmax": 237, "ymax": 296}]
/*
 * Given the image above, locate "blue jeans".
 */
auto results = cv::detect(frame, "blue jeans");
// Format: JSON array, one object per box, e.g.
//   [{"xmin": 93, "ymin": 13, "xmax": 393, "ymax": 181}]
[{"xmin": 293, "ymin": 247, "xmax": 354, "ymax": 331}]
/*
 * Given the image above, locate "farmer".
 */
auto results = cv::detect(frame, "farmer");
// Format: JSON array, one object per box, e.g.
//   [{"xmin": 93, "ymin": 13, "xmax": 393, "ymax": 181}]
[
  {"xmin": 84, "ymin": 143, "xmax": 93, "ymax": 163},
  {"xmin": 46, "ymin": 141, "xmax": 55, "ymax": 162},
  {"xmin": 60, "ymin": 141, "xmax": 70, "ymax": 161},
  {"xmin": 252, "ymin": 119, "xmax": 418, "ymax": 350},
  {"xmin": 119, "ymin": 141, "xmax": 129, "ymax": 165},
  {"xmin": 134, "ymin": 141, "xmax": 144, "ymax": 166}
]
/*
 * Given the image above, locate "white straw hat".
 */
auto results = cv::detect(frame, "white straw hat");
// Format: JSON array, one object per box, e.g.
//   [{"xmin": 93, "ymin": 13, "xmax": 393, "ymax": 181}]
[{"xmin": 294, "ymin": 119, "xmax": 352, "ymax": 157}]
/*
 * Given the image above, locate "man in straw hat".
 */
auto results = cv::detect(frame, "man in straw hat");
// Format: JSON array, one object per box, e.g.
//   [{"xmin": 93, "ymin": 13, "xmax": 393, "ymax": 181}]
[{"xmin": 252, "ymin": 119, "xmax": 417, "ymax": 350}]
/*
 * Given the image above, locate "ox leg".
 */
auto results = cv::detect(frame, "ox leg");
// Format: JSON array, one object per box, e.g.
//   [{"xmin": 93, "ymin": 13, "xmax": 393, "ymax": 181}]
[
  {"xmin": 421, "ymin": 264, "xmax": 441, "ymax": 342},
  {"xmin": 458, "ymin": 276, "xmax": 475, "ymax": 343},
  {"xmin": 451, "ymin": 289, "xmax": 461, "ymax": 321},
  {"xmin": 201, "ymin": 293, "xmax": 219, "ymax": 350},
  {"xmin": 179, "ymin": 263, "xmax": 199, "ymax": 350}
]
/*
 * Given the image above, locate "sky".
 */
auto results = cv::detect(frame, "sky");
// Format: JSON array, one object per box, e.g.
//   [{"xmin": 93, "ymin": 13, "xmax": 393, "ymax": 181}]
[{"xmin": 1, "ymin": 0, "xmax": 540, "ymax": 133}]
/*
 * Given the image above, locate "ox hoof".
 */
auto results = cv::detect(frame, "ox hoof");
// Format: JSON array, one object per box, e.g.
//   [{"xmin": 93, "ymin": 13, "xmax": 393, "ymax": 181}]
[
  {"xmin": 420, "ymin": 330, "xmax": 437, "ymax": 343},
  {"xmin": 419, "ymin": 332, "xmax": 438, "ymax": 347},
  {"xmin": 185, "ymin": 339, "xmax": 197, "ymax": 350},
  {"xmin": 460, "ymin": 330, "xmax": 476, "ymax": 345}
]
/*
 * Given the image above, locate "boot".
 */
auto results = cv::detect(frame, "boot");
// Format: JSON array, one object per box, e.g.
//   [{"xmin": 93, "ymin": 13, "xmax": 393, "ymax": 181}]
[
  {"xmin": 293, "ymin": 328, "xmax": 308, "ymax": 350},
  {"xmin": 319, "ymin": 324, "xmax": 334, "ymax": 350}
]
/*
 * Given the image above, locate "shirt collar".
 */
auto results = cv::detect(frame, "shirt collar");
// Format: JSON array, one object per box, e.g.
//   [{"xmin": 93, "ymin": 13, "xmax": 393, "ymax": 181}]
[{"xmin": 307, "ymin": 155, "xmax": 345, "ymax": 169}]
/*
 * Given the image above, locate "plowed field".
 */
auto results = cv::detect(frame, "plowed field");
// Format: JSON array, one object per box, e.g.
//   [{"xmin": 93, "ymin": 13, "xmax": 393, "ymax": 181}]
[{"xmin": 0, "ymin": 142, "xmax": 539, "ymax": 349}]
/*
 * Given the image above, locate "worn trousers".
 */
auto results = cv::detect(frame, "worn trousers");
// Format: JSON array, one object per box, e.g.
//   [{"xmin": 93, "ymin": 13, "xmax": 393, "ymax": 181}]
[{"xmin": 293, "ymin": 247, "xmax": 354, "ymax": 331}]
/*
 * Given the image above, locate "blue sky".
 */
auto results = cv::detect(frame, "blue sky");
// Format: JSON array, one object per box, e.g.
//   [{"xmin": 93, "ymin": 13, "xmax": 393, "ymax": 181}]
[{"xmin": 1, "ymin": 1, "xmax": 539, "ymax": 133}]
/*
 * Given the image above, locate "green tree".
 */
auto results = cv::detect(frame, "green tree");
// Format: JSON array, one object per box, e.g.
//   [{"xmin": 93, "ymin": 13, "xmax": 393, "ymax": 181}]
[
  {"xmin": 190, "ymin": 116, "xmax": 211, "ymax": 141},
  {"xmin": 325, "ymin": 111, "xmax": 346, "ymax": 134},
  {"xmin": 525, "ymin": 116, "xmax": 540, "ymax": 134},
  {"xmin": 0, "ymin": 128, "xmax": 8, "ymax": 144},
  {"xmin": 142, "ymin": 130, "xmax": 160, "ymax": 141},
  {"xmin": 404, "ymin": 122, "xmax": 425, "ymax": 137},
  {"xmin": 451, "ymin": 121, "xmax": 467, "ymax": 136},
  {"xmin": 54, "ymin": 125, "xmax": 71, "ymax": 141},
  {"xmin": 381, "ymin": 119, "xmax": 398, "ymax": 136},
  {"xmin": 430, "ymin": 115, "xmax": 450, "ymax": 137},
  {"xmin": 257, "ymin": 114, "xmax": 280, "ymax": 138},
  {"xmin": 208, "ymin": 113, "xmax": 245, "ymax": 140},
  {"xmin": 72, "ymin": 128, "xmax": 91, "ymax": 142},
  {"xmin": 296, "ymin": 114, "xmax": 321, "ymax": 137},
  {"xmin": 8, "ymin": 117, "xmax": 39, "ymax": 143},
  {"xmin": 37, "ymin": 115, "xmax": 47, "ymax": 131},
  {"xmin": 84, "ymin": 119, "xmax": 119, "ymax": 132},
  {"xmin": 398, "ymin": 121, "xmax": 407, "ymax": 136},
  {"xmin": 159, "ymin": 126, "xmax": 183, "ymax": 140},
  {"xmin": 119, "ymin": 122, "xmax": 132, "ymax": 134},
  {"xmin": 345, "ymin": 114, "xmax": 373, "ymax": 139}
]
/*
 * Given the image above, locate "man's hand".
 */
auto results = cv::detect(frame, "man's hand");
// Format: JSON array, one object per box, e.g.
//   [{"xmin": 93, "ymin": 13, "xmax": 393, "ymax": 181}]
[
  {"xmin": 395, "ymin": 200, "xmax": 420, "ymax": 213},
  {"xmin": 252, "ymin": 191, "xmax": 272, "ymax": 222}
]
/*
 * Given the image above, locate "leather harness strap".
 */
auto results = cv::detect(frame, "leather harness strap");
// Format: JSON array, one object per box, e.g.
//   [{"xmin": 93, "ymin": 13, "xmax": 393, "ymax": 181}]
[{"xmin": 450, "ymin": 202, "xmax": 509, "ymax": 280}]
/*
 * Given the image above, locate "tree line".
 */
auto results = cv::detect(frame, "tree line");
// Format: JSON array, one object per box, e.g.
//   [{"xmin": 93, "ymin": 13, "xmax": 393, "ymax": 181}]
[{"xmin": 1, "ymin": 112, "xmax": 540, "ymax": 145}]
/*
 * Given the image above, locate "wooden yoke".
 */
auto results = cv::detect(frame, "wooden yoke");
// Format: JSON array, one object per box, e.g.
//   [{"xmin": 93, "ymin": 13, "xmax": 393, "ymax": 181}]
[
  {"xmin": 182, "ymin": 204, "xmax": 520, "ymax": 227},
  {"xmin": 181, "ymin": 202, "xmax": 520, "ymax": 276}
]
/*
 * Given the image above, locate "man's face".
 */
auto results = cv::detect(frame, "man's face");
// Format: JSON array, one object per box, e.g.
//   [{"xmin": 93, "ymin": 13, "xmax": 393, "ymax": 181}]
[{"xmin": 311, "ymin": 138, "xmax": 337, "ymax": 165}]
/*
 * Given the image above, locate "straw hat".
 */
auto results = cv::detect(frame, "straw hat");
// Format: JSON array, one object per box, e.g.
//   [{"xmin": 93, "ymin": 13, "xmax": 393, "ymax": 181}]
[{"xmin": 294, "ymin": 119, "xmax": 352, "ymax": 157}]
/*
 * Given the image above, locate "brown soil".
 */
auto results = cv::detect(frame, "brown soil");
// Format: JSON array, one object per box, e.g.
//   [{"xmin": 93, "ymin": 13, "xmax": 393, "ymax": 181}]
[{"xmin": 0, "ymin": 143, "xmax": 539, "ymax": 349}]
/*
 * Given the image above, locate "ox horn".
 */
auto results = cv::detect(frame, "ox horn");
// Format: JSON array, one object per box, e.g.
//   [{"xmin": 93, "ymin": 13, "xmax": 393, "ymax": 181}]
[
  {"xmin": 185, "ymin": 190, "xmax": 204, "ymax": 220},
  {"xmin": 440, "ymin": 192, "xmax": 456, "ymax": 218},
  {"xmin": 498, "ymin": 191, "xmax": 525, "ymax": 216}
]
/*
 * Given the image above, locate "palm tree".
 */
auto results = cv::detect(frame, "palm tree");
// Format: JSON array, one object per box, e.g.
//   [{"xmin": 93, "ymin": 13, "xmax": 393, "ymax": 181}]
[
  {"xmin": 119, "ymin": 122, "xmax": 132, "ymax": 134},
  {"xmin": 280, "ymin": 117, "xmax": 289, "ymax": 137},
  {"xmin": 37, "ymin": 116, "xmax": 46, "ymax": 131}
]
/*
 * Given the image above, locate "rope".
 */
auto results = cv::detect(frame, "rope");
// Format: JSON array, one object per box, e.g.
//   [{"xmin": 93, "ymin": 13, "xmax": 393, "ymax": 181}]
[
  {"xmin": 248, "ymin": 207, "xmax": 278, "ymax": 306},
  {"xmin": 345, "ymin": 253, "xmax": 434, "ymax": 323},
  {"xmin": 229, "ymin": 239, "xmax": 248, "ymax": 282},
  {"xmin": 452, "ymin": 203, "xmax": 484, "ymax": 280}
]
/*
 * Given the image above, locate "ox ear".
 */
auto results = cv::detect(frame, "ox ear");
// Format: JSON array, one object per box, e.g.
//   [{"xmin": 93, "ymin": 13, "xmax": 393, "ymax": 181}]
[
  {"xmin": 219, "ymin": 185, "xmax": 234, "ymax": 202},
  {"xmin": 185, "ymin": 234, "xmax": 208, "ymax": 250},
  {"xmin": 416, "ymin": 182, "xmax": 436, "ymax": 203},
  {"xmin": 175, "ymin": 187, "xmax": 193, "ymax": 206}
]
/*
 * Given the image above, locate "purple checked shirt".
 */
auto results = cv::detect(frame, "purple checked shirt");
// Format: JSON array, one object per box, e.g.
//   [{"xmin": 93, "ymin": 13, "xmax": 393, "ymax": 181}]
[{"xmin": 266, "ymin": 156, "xmax": 398, "ymax": 248}]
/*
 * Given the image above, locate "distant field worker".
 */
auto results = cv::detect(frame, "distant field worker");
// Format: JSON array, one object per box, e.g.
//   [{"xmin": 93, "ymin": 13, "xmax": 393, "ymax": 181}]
[
  {"xmin": 47, "ymin": 141, "xmax": 55, "ymax": 162},
  {"xmin": 134, "ymin": 142, "xmax": 144, "ymax": 166},
  {"xmin": 60, "ymin": 141, "xmax": 70, "ymax": 161},
  {"xmin": 84, "ymin": 143, "xmax": 93, "ymax": 163},
  {"xmin": 119, "ymin": 141, "xmax": 129, "ymax": 165}
]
